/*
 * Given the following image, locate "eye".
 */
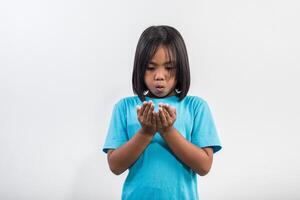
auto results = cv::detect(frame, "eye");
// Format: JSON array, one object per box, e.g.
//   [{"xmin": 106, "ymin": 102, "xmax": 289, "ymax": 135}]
[
  {"xmin": 165, "ymin": 63, "xmax": 175, "ymax": 70},
  {"xmin": 146, "ymin": 66, "xmax": 155, "ymax": 70},
  {"xmin": 166, "ymin": 67, "xmax": 175, "ymax": 70}
]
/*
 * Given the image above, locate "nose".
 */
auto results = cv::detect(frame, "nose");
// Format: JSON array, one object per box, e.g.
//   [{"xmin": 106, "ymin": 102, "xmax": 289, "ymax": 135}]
[{"xmin": 154, "ymin": 68, "xmax": 166, "ymax": 81}]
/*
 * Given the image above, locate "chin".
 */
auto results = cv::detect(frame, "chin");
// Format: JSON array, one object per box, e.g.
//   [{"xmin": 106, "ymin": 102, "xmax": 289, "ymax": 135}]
[{"xmin": 150, "ymin": 90, "xmax": 173, "ymax": 98}]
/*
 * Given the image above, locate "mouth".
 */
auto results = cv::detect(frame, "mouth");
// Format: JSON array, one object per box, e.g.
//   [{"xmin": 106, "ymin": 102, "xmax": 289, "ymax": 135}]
[{"xmin": 155, "ymin": 85, "xmax": 165, "ymax": 92}]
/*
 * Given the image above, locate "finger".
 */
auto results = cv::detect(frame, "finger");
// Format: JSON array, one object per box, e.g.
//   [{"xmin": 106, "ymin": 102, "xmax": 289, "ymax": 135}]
[
  {"xmin": 164, "ymin": 104, "xmax": 175, "ymax": 118},
  {"xmin": 162, "ymin": 104, "xmax": 170, "ymax": 115},
  {"xmin": 159, "ymin": 107, "xmax": 167, "ymax": 126},
  {"xmin": 151, "ymin": 110, "xmax": 156, "ymax": 125},
  {"xmin": 151, "ymin": 111, "xmax": 156, "ymax": 128},
  {"xmin": 140, "ymin": 101, "xmax": 148, "ymax": 116},
  {"xmin": 143, "ymin": 102, "xmax": 150, "ymax": 117},
  {"xmin": 163, "ymin": 106, "xmax": 172, "ymax": 125},
  {"xmin": 136, "ymin": 105, "xmax": 141, "ymax": 116},
  {"xmin": 171, "ymin": 106, "xmax": 177, "ymax": 117},
  {"xmin": 158, "ymin": 103, "xmax": 165, "ymax": 112},
  {"xmin": 146, "ymin": 102, "xmax": 154, "ymax": 122},
  {"xmin": 155, "ymin": 112, "xmax": 162, "ymax": 128}
]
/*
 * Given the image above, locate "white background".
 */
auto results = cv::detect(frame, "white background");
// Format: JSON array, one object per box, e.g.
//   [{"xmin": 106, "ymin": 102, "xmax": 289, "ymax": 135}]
[{"xmin": 1, "ymin": 0, "xmax": 300, "ymax": 199}]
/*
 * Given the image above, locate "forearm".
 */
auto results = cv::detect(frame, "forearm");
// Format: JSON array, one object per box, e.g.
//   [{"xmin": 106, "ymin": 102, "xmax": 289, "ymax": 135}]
[
  {"xmin": 108, "ymin": 128, "xmax": 154, "ymax": 175},
  {"xmin": 160, "ymin": 127, "xmax": 212, "ymax": 176}
]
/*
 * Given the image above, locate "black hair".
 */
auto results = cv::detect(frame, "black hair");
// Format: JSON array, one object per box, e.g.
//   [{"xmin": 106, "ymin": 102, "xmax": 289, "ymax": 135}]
[{"xmin": 132, "ymin": 25, "xmax": 191, "ymax": 102}]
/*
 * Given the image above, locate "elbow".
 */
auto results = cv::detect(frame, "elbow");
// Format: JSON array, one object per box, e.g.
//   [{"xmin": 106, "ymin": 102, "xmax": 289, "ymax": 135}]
[
  {"xmin": 108, "ymin": 159, "xmax": 125, "ymax": 176},
  {"xmin": 197, "ymin": 153, "xmax": 213, "ymax": 176},
  {"xmin": 197, "ymin": 168, "xmax": 210, "ymax": 176},
  {"xmin": 108, "ymin": 161, "xmax": 125, "ymax": 175},
  {"xmin": 109, "ymin": 166, "xmax": 124, "ymax": 176},
  {"xmin": 196, "ymin": 165, "xmax": 212, "ymax": 176},
  {"xmin": 107, "ymin": 149, "xmax": 127, "ymax": 175}
]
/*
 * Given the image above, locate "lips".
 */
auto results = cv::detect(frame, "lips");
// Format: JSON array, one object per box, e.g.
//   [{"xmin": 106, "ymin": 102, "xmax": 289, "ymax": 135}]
[{"xmin": 155, "ymin": 85, "xmax": 164, "ymax": 92}]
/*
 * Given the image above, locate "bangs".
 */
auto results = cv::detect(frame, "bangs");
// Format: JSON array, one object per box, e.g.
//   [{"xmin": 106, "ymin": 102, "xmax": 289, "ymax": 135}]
[{"xmin": 146, "ymin": 42, "xmax": 178, "ymax": 68}]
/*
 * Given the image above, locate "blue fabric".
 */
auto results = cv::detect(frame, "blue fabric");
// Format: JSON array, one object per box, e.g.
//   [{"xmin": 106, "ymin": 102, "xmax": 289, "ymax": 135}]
[{"xmin": 102, "ymin": 95, "xmax": 222, "ymax": 200}]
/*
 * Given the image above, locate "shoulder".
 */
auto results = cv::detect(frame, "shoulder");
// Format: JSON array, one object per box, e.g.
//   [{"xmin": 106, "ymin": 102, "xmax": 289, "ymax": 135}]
[
  {"xmin": 183, "ymin": 95, "xmax": 208, "ymax": 108},
  {"xmin": 113, "ymin": 95, "xmax": 140, "ymax": 108}
]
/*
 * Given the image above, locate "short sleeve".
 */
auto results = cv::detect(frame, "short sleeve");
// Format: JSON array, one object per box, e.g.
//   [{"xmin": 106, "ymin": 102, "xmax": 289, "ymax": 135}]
[
  {"xmin": 191, "ymin": 99, "xmax": 222, "ymax": 153},
  {"xmin": 102, "ymin": 99, "xmax": 129, "ymax": 154}
]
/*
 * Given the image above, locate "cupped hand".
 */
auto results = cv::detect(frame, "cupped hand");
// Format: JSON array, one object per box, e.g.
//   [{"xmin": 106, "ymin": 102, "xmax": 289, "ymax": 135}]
[
  {"xmin": 136, "ymin": 101, "xmax": 157, "ymax": 136},
  {"xmin": 155, "ymin": 103, "xmax": 177, "ymax": 135}
]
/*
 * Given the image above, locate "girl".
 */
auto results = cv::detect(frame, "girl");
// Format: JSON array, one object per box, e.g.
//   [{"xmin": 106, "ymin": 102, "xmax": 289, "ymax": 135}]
[{"xmin": 102, "ymin": 25, "xmax": 222, "ymax": 200}]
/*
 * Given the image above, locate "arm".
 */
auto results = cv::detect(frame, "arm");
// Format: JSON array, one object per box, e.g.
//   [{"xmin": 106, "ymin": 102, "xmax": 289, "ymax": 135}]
[
  {"xmin": 160, "ymin": 127, "xmax": 213, "ymax": 176},
  {"xmin": 107, "ymin": 127, "xmax": 153, "ymax": 175},
  {"xmin": 107, "ymin": 101, "xmax": 156, "ymax": 175},
  {"xmin": 156, "ymin": 104, "xmax": 214, "ymax": 176}
]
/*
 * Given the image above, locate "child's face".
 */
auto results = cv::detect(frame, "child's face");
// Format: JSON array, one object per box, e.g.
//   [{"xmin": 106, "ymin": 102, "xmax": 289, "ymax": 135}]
[{"xmin": 144, "ymin": 45, "xmax": 177, "ymax": 98}]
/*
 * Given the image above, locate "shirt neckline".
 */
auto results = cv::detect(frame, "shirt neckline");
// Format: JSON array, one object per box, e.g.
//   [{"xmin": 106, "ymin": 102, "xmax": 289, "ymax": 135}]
[{"xmin": 145, "ymin": 95, "xmax": 179, "ymax": 102}]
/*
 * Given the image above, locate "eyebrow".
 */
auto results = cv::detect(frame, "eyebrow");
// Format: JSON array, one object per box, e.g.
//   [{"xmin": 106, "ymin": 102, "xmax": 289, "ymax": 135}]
[{"xmin": 148, "ymin": 61, "xmax": 175, "ymax": 65}]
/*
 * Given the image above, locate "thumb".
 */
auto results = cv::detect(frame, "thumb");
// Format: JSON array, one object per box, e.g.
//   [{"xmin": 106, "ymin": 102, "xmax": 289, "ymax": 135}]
[
  {"xmin": 170, "ymin": 106, "xmax": 176, "ymax": 115},
  {"xmin": 136, "ymin": 105, "xmax": 141, "ymax": 114}
]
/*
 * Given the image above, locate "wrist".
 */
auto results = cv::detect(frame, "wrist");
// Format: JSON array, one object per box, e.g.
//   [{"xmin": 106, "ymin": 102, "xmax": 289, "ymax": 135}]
[
  {"xmin": 140, "ymin": 127, "xmax": 155, "ymax": 138},
  {"xmin": 159, "ymin": 126, "xmax": 174, "ymax": 137}
]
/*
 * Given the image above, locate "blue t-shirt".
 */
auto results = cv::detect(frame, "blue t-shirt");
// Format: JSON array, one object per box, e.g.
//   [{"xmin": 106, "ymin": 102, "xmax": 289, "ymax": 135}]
[{"xmin": 102, "ymin": 95, "xmax": 222, "ymax": 200}]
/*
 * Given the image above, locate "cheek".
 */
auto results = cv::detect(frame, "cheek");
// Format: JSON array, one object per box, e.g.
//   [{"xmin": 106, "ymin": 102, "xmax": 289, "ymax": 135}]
[
  {"xmin": 144, "ymin": 72, "xmax": 150, "ymax": 79},
  {"xmin": 167, "ymin": 72, "xmax": 176, "ymax": 82},
  {"xmin": 167, "ymin": 69, "xmax": 176, "ymax": 79},
  {"xmin": 169, "ymin": 76, "xmax": 177, "ymax": 87},
  {"xmin": 144, "ymin": 73, "xmax": 152, "ymax": 85}
]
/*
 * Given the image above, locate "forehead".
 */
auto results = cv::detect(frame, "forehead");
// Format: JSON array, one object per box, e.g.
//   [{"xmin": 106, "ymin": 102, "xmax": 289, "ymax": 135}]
[{"xmin": 150, "ymin": 45, "xmax": 174, "ymax": 63}]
